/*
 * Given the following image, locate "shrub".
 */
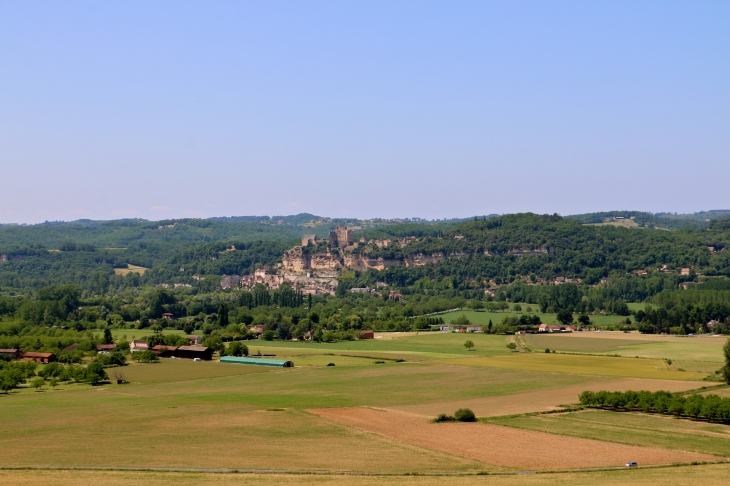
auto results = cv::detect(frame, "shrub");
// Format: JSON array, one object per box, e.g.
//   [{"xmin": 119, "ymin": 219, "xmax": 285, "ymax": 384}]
[
  {"xmin": 132, "ymin": 350, "xmax": 159, "ymax": 363},
  {"xmin": 506, "ymin": 342, "xmax": 517, "ymax": 350},
  {"xmin": 545, "ymin": 348, "xmax": 551, "ymax": 353},
  {"xmin": 433, "ymin": 413, "xmax": 455, "ymax": 423},
  {"xmin": 454, "ymin": 408, "xmax": 476, "ymax": 422}
]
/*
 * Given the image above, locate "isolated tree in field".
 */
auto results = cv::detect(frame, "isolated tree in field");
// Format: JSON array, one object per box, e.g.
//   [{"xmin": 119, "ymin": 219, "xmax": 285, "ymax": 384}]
[
  {"xmin": 722, "ymin": 338, "xmax": 730, "ymax": 385},
  {"xmin": 102, "ymin": 328, "xmax": 113, "ymax": 345},
  {"xmin": 150, "ymin": 322, "xmax": 163, "ymax": 334},
  {"xmin": 464, "ymin": 340, "xmax": 475, "ymax": 351},
  {"xmin": 488, "ymin": 320, "xmax": 493, "ymax": 333},
  {"xmin": 556, "ymin": 309, "xmax": 573, "ymax": 325},
  {"xmin": 31, "ymin": 377, "xmax": 45, "ymax": 391},
  {"xmin": 578, "ymin": 314, "xmax": 591, "ymax": 327},
  {"xmin": 49, "ymin": 378, "xmax": 58, "ymax": 390},
  {"xmin": 506, "ymin": 342, "xmax": 517, "ymax": 350}
]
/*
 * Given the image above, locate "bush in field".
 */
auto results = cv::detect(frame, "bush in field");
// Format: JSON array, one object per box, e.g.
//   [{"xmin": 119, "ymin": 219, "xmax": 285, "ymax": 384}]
[
  {"xmin": 506, "ymin": 342, "xmax": 517, "ymax": 350},
  {"xmin": 464, "ymin": 340, "xmax": 475, "ymax": 351},
  {"xmin": 433, "ymin": 413, "xmax": 455, "ymax": 423},
  {"xmin": 132, "ymin": 350, "xmax": 159, "ymax": 363},
  {"xmin": 454, "ymin": 408, "xmax": 476, "ymax": 422}
]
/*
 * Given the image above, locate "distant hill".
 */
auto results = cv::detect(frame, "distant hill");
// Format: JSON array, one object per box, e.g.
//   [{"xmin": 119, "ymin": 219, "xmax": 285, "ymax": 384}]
[{"xmin": 566, "ymin": 210, "xmax": 730, "ymax": 229}]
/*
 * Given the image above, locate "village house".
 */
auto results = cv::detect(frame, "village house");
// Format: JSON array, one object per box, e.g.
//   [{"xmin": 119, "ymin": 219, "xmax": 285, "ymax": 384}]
[
  {"xmin": 96, "ymin": 344, "xmax": 117, "ymax": 353},
  {"xmin": 302, "ymin": 234, "xmax": 321, "ymax": 246},
  {"xmin": 0, "ymin": 348, "xmax": 22, "ymax": 359},
  {"xmin": 389, "ymin": 291, "xmax": 404, "ymax": 301},
  {"xmin": 250, "ymin": 325, "xmax": 265, "ymax": 335},
  {"xmin": 64, "ymin": 343, "xmax": 80, "ymax": 352},
  {"xmin": 23, "ymin": 352, "xmax": 56, "ymax": 363},
  {"xmin": 188, "ymin": 335, "xmax": 202, "ymax": 345},
  {"xmin": 220, "ymin": 275, "xmax": 241, "ymax": 290},
  {"xmin": 681, "ymin": 268, "xmax": 691, "ymax": 276},
  {"xmin": 129, "ymin": 340, "xmax": 148, "ymax": 353},
  {"xmin": 636, "ymin": 270, "xmax": 648, "ymax": 276}
]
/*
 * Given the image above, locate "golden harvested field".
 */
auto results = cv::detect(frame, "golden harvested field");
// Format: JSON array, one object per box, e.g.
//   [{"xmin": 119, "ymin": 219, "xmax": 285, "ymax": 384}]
[
  {"xmin": 437, "ymin": 353, "xmax": 708, "ymax": 380},
  {"xmin": 2, "ymin": 465, "xmax": 730, "ymax": 486},
  {"xmin": 388, "ymin": 377, "xmax": 708, "ymax": 418},
  {"xmin": 113, "ymin": 264, "xmax": 148, "ymax": 276},
  {"xmin": 310, "ymin": 407, "xmax": 717, "ymax": 469}
]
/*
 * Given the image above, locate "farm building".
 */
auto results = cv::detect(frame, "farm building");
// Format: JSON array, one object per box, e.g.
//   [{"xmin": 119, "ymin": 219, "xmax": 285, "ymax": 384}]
[
  {"xmin": 359, "ymin": 330, "xmax": 375, "ymax": 339},
  {"xmin": 0, "ymin": 348, "xmax": 22, "ymax": 359},
  {"xmin": 174, "ymin": 345, "xmax": 212, "ymax": 360},
  {"xmin": 65, "ymin": 343, "xmax": 80, "ymax": 352},
  {"xmin": 188, "ymin": 335, "xmax": 202, "ymax": 345},
  {"xmin": 96, "ymin": 344, "xmax": 117, "ymax": 352},
  {"xmin": 23, "ymin": 352, "xmax": 56, "ymax": 363},
  {"xmin": 152, "ymin": 345, "xmax": 178, "ymax": 357},
  {"xmin": 220, "ymin": 356, "xmax": 294, "ymax": 367}
]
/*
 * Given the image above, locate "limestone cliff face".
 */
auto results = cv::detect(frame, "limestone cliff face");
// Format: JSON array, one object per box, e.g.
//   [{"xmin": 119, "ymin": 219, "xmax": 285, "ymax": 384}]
[
  {"xmin": 405, "ymin": 252, "xmax": 445, "ymax": 267},
  {"xmin": 282, "ymin": 247, "xmax": 308, "ymax": 273},
  {"xmin": 282, "ymin": 247, "xmax": 341, "ymax": 273},
  {"xmin": 343, "ymin": 254, "xmax": 401, "ymax": 271},
  {"xmin": 310, "ymin": 252, "xmax": 341, "ymax": 271}
]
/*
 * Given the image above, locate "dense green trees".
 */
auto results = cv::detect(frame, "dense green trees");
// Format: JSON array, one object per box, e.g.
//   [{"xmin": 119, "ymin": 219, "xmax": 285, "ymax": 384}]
[{"xmin": 580, "ymin": 389, "xmax": 730, "ymax": 423}]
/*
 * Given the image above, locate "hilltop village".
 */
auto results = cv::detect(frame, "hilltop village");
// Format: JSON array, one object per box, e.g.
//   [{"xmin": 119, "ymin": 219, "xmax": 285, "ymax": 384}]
[{"xmin": 219, "ymin": 226, "xmax": 442, "ymax": 295}]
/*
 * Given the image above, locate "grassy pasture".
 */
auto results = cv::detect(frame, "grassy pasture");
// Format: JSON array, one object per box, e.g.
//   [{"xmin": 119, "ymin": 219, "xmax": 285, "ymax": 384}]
[
  {"xmin": 436, "ymin": 353, "xmax": 708, "ymax": 380},
  {"xmin": 96, "ymin": 329, "xmax": 187, "ymax": 340},
  {"xmin": 489, "ymin": 409, "xmax": 730, "ymax": 458},
  {"xmin": 525, "ymin": 334, "xmax": 657, "ymax": 353},
  {"xmin": 439, "ymin": 309, "xmax": 637, "ymax": 328},
  {"xmin": 251, "ymin": 332, "xmax": 514, "ymax": 360},
  {"xmin": 0, "ymin": 359, "xmax": 609, "ymax": 472},
  {"xmin": 117, "ymin": 360, "xmax": 272, "ymax": 383},
  {"xmin": 113, "ymin": 264, "xmax": 148, "ymax": 276},
  {"xmin": 4, "ymin": 465, "xmax": 730, "ymax": 486}
]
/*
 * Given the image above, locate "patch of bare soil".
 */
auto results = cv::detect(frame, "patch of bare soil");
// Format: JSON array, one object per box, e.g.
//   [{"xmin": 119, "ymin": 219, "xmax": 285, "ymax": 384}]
[
  {"xmin": 388, "ymin": 378, "xmax": 708, "ymax": 418},
  {"xmin": 309, "ymin": 407, "xmax": 717, "ymax": 470}
]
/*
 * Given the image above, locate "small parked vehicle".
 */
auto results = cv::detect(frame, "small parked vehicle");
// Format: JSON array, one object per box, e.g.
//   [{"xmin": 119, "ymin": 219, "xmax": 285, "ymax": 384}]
[
  {"xmin": 626, "ymin": 462, "xmax": 637, "ymax": 467},
  {"xmin": 193, "ymin": 358, "xmax": 201, "ymax": 362}
]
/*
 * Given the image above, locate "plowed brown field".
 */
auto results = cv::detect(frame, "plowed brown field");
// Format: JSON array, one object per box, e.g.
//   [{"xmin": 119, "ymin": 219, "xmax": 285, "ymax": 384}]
[
  {"xmin": 388, "ymin": 378, "xmax": 708, "ymax": 418},
  {"xmin": 310, "ymin": 407, "xmax": 718, "ymax": 470}
]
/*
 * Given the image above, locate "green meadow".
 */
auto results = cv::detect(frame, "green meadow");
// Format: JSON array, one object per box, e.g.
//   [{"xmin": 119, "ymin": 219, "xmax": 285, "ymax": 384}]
[{"xmin": 489, "ymin": 409, "xmax": 730, "ymax": 458}]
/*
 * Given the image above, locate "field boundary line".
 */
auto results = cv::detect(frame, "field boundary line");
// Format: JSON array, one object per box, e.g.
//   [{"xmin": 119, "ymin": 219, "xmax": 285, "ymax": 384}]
[{"xmin": 1, "ymin": 461, "xmax": 729, "ymax": 476}]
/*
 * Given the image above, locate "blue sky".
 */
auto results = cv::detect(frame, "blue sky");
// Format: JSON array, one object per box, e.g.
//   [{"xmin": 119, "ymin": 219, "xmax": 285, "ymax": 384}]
[{"xmin": 1, "ymin": 1, "xmax": 729, "ymax": 223}]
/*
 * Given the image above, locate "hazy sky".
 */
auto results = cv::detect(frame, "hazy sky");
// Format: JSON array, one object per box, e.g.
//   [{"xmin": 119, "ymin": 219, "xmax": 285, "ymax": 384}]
[{"xmin": 1, "ymin": 1, "xmax": 729, "ymax": 224}]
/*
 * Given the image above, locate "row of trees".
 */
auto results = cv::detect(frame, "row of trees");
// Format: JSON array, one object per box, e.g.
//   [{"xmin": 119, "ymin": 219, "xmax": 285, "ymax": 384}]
[{"xmin": 579, "ymin": 389, "xmax": 730, "ymax": 423}]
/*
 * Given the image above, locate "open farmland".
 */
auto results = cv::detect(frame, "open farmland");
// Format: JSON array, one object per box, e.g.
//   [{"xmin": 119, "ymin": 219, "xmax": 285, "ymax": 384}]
[
  {"xmin": 489, "ymin": 409, "xmax": 730, "ymax": 458},
  {"xmin": 435, "ymin": 353, "xmax": 709, "ymax": 380},
  {"xmin": 1, "ymin": 331, "xmax": 728, "ymax": 483},
  {"xmin": 310, "ymin": 407, "xmax": 717, "ymax": 468},
  {"xmin": 439, "ymin": 309, "xmax": 640, "ymax": 328},
  {"xmin": 112, "ymin": 264, "xmax": 148, "ymax": 276},
  {"xmin": 2, "ymin": 464, "xmax": 730, "ymax": 486}
]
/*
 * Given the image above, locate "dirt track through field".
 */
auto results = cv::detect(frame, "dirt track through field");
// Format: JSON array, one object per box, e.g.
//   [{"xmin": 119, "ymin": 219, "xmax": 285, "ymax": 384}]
[
  {"xmin": 388, "ymin": 378, "xmax": 708, "ymax": 418},
  {"xmin": 310, "ymin": 407, "xmax": 718, "ymax": 470}
]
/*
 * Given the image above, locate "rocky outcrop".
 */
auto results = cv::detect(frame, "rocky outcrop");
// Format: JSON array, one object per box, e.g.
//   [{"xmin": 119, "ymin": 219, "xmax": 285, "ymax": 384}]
[
  {"xmin": 405, "ymin": 252, "xmax": 445, "ymax": 267},
  {"xmin": 282, "ymin": 247, "xmax": 341, "ymax": 273},
  {"xmin": 343, "ymin": 254, "xmax": 401, "ymax": 271}
]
